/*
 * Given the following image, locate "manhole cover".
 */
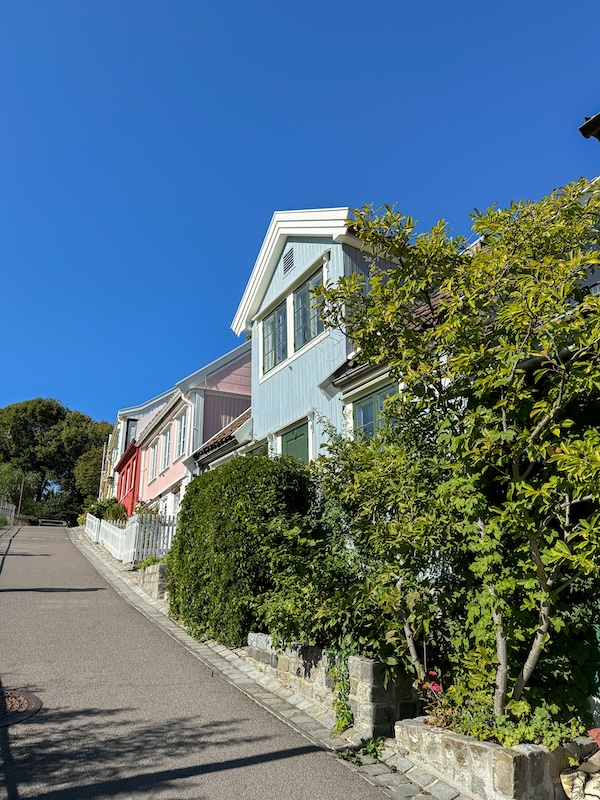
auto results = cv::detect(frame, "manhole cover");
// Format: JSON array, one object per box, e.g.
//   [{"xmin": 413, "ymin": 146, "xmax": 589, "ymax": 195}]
[{"xmin": 0, "ymin": 691, "xmax": 42, "ymax": 727}]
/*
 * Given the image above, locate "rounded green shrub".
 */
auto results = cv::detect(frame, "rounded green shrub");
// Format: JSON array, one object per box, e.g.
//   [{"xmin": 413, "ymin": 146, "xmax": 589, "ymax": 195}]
[{"xmin": 167, "ymin": 454, "xmax": 312, "ymax": 646}]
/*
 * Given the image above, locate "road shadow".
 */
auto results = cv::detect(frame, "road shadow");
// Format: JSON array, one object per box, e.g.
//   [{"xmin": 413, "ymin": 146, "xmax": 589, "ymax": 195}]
[{"xmin": 0, "ymin": 696, "xmax": 320, "ymax": 799}]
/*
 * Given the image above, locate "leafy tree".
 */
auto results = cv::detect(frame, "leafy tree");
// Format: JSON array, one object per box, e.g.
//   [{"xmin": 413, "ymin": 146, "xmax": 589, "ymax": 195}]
[
  {"xmin": 0, "ymin": 463, "xmax": 39, "ymax": 514},
  {"xmin": 0, "ymin": 398, "xmax": 67, "ymax": 500},
  {"xmin": 73, "ymin": 446, "xmax": 104, "ymax": 505},
  {"xmin": 317, "ymin": 178, "xmax": 600, "ymax": 718},
  {"xmin": 0, "ymin": 398, "xmax": 112, "ymax": 519}
]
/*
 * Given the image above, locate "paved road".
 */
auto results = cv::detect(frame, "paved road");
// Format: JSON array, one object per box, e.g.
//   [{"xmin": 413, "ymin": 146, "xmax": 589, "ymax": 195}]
[{"xmin": 0, "ymin": 526, "xmax": 384, "ymax": 800}]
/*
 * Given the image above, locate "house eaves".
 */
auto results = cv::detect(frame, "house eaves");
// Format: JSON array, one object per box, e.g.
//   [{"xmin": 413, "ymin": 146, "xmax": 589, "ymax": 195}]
[
  {"xmin": 117, "ymin": 387, "xmax": 177, "ymax": 422},
  {"xmin": 135, "ymin": 391, "xmax": 184, "ymax": 448},
  {"xmin": 175, "ymin": 341, "xmax": 251, "ymax": 394},
  {"xmin": 232, "ymin": 207, "xmax": 359, "ymax": 336}
]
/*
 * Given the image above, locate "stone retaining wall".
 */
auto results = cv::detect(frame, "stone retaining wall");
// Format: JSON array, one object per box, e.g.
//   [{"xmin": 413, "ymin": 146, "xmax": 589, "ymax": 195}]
[
  {"xmin": 395, "ymin": 717, "xmax": 596, "ymax": 800},
  {"xmin": 137, "ymin": 563, "xmax": 168, "ymax": 601},
  {"xmin": 247, "ymin": 632, "xmax": 416, "ymax": 737}
]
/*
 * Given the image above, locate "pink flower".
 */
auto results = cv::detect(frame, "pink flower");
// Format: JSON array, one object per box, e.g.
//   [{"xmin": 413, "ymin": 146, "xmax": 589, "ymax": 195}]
[{"xmin": 429, "ymin": 681, "xmax": 441, "ymax": 693}]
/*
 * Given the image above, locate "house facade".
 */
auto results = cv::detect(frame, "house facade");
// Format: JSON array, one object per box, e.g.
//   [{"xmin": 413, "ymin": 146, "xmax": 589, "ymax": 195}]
[
  {"xmin": 136, "ymin": 343, "xmax": 251, "ymax": 515},
  {"xmin": 100, "ymin": 388, "xmax": 177, "ymax": 502},
  {"xmin": 114, "ymin": 439, "xmax": 140, "ymax": 517},
  {"xmin": 232, "ymin": 208, "xmax": 396, "ymax": 460}
]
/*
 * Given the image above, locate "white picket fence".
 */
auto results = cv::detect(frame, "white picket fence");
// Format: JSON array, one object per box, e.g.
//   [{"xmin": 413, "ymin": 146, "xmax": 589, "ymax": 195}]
[
  {"xmin": 84, "ymin": 512, "xmax": 177, "ymax": 564},
  {"xmin": 0, "ymin": 499, "xmax": 16, "ymax": 524}
]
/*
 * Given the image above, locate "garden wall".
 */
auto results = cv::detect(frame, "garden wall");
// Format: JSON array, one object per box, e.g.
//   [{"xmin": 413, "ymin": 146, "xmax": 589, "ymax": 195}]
[
  {"xmin": 247, "ymin": 632, "xmax": 416, "ymax": 737},
  {"xmin": 395, "ymin": 717, "xmax": 596, "ymax": 800},
  {"xmin": 137, "ymin": 563, "xmax": 168, "ymax": 601}
]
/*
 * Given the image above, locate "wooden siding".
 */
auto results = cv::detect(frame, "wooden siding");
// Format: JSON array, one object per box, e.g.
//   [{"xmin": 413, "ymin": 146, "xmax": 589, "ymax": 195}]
[
  {"xmin": 203, "ymin": 393, "xmax": 251, "ymax": 441},
  {"xmin": 251, "ymin": 325, "xmax": 346, "ymax": 450},
  {"xmin": 343, "ymin": 244, "xmax": 396, "ymax": 279},
  {"xmin": 261, "ymin": 236, "xmax": 344, "ymax": 309},
  {"xmin": 204, "ymin": 352, "xmax": 252, "ymax": 393},
  {"xmin": 251, "ymin": 237, "xmax": 350, "ymax": 454}
]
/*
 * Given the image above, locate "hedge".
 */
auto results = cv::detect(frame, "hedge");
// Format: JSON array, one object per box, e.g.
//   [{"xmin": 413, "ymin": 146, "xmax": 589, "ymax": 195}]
[{"xmin": 167, "ymin": 454, "xmax": 313, "ymax": 646}]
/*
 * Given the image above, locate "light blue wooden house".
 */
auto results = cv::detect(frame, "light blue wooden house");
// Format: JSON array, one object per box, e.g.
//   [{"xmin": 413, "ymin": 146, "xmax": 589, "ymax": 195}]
[{"xmin": 232, "ymin": 208, "xmax": 397, "ymax": 462}]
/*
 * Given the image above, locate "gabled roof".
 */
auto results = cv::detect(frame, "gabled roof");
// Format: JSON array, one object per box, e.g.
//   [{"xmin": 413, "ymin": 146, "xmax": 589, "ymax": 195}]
[
  {"xmin": 232, "ymin": 207, "xmax": 358, "ymax": 335},
  {"xmin": 117, "ymin": 387, "xmax": 177, "ymax": 423}
]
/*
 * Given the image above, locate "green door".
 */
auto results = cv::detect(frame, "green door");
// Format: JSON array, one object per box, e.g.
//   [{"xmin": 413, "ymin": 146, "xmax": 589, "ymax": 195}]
[{"xmin": 281, "ymin": 421, "xmax": 309, "ymax": 463}]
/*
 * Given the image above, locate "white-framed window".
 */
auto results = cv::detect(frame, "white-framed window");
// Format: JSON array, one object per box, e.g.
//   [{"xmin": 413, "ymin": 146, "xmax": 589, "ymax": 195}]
[
  {"xmin": 175, "ymin": 413, "xmax": 187, "ymax": 458},
  {"xmin": 352, "ymin": 383, "xmax": 396, "ymax": 438},
  {"xmin": 161, "ymin": 427, "xmax": 171, "ymax": 472},
  {"xmin": 149, "ymin": 440, "xmax": 158, "ymax": 482},
  {"xmin": 263, "ymin": 301, "xmax": 287, "ymax": 374},
  {"xmin": 294, "ymin": 268, "xmax": 323, "ymax": 351}
]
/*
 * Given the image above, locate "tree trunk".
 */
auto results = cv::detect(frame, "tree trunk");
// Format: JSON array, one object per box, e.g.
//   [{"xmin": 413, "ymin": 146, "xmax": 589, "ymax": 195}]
[{"xmin": 511, "ymin": 597, "xmax": 551, "ymax": 702}]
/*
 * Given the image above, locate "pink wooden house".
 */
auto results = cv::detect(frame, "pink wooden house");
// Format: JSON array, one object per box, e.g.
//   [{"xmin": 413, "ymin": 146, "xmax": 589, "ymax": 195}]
[{"xmin": 136, "ymin": 342, "xmax": 251, "ymax": 516}]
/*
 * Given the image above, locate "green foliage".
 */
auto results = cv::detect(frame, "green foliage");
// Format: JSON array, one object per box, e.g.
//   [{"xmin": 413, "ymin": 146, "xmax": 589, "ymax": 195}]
[
  {"xmin": 138, "ymin": 554, "xmax": 164, "ymax": 570},
  {"xmin": 337, "ymin": 748, "xmax": 362, "ymax": 765},
  {"xmin": 0, "ymin": 398, "xmax": 111, "ymax": 520},
  {"xmin": 0, "ymin": 512, "xmax": 10, "ymax": 526},
  {"xmin": 167, "ymin": 455, "xmax": 315, "ymax": 646},
  {"xmin": 358, "ymin": 736, "xmax": 385, "ymax": 758},
  {"xmin": 316, "ymin": 178, "xmax": 600, "ymax": 722},
  {"xmin": 104, "ymin": 501, "xmax": 127, "ymax": 522},
  {"xmin": 338, "ymin": 737, "xmax": 385, "ymax": 765},
  {"xmin": 325, "ymin": 648, "xmax": 354, "ymax": 733},
  {"xmin": 0, "ymin": 463, "xmax": 39, "ymax": 514},
  {"xmin": 73, "ymin": 446, "xmax": 105, "ymax": 505},
  {"xmin": 84, "ymin": 497, "xmax": 127, "ymax": 521}
]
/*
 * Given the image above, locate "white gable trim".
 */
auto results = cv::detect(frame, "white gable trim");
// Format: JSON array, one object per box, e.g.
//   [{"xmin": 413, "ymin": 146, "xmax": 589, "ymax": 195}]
[
  {"xmin": 175, "ymin": 341, "xmax": 251, "ymax": 393},
  {"xmin": 231, "ymin": 207, "xmax": 355, "ymax": 336}
]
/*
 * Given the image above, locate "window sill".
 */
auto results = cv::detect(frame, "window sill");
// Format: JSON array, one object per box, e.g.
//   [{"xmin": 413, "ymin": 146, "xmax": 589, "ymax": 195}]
[{"xmin": 259, "ymin": 329, "xmax": 329, "ymax": 383}]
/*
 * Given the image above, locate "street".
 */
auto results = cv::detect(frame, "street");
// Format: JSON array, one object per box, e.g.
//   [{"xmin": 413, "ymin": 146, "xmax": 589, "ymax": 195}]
[{"xmin": 0, "ymin": 526, "xmax": 385, "ymax": 800}]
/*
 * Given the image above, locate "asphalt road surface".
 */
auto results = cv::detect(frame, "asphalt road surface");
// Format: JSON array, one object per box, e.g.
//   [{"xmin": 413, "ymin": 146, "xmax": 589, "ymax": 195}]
[{"xmin": 0, "ymin": 526, "xmax": 385, "ymax": 800}]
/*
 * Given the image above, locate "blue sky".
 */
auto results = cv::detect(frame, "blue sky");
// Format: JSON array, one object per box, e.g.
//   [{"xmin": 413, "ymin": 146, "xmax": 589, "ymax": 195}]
[{"xmin": 1, "ymin": 1, "xmax": 599, "ymax": 422}]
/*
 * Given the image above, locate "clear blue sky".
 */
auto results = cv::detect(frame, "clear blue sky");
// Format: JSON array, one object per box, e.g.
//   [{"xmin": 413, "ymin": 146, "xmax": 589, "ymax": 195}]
[{"xmin": 1, "ymin": 1, "xmax": 599, "ymax": 423}]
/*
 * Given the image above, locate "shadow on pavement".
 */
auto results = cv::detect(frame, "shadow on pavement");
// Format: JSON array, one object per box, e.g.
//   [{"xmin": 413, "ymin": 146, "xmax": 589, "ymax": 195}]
[{"xmin": 0, "ymin": 700, "xmax": 320, "ymax": 800}]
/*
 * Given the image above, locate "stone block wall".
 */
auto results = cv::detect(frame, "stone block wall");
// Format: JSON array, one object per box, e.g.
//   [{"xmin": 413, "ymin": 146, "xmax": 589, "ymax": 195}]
[
  {"xmin": 348, "ymin": 655, "xmax": 416, "ymax": 737},
  {"xmin": 395, "ymin": 717, "xmax": 596, "ymax": 800},
  {"xmin": 137, "ymin": 563, "xmax": 168, "ymax": 601},
  {"xmin": 247, "ymin": 632, "xmax": 416, "ymax": 737}
]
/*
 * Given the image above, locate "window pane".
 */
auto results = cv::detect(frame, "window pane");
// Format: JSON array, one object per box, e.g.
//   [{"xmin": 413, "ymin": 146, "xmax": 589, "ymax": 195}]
[
  {"xmin": 353, "ymin": 384, "xmax": 395, "ymax": 437},
  {"xmin": 263, "ymin": 313, "xmax": 275, "ymax": 372},
  {"xmin": 294, "ymin": 269, "xmax": 323, "ymax": 351},
  {"xmin": 294, "ymin": 286, "xmax": 309, "ymax": 349},
  {"xmin": 275, "ymin": 305, "xmax": 287, "ymax": 364},
  {"xmin": 263, "ymin": 303, "xmax": 287, "ymax": 373},
  {"xmin": 354, "ymin": 398, "xmax": 375, "ymax": 437}
]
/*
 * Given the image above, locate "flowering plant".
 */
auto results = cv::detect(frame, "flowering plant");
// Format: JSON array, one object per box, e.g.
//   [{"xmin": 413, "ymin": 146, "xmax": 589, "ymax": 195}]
[{"xmin": 416, "ymin": 670, "xmax": 458, "ymax": 728}]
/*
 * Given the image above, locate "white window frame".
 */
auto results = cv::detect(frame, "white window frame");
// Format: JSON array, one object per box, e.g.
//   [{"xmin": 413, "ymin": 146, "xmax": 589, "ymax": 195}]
[
  {"xmin": 148, "ymin": 440, "xmax": 158, "ymax": 483},
  {"xmin": 344, "ymin": 377, "xmax": 398, "ymax": 439},
  {"xmin": 175, "ymin": 413, "xmax": 187, "ymax": 459},
  {"xmin": 160, "ymin": 427, "xmax": 171, "ymax": 473},
  {"xmin": 294, "ymin": 267, "xmax": 324, "ymax": 351},
  {"xmin": 258, "ymin": 250, "xmax": 330, "ymax": 380}
]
